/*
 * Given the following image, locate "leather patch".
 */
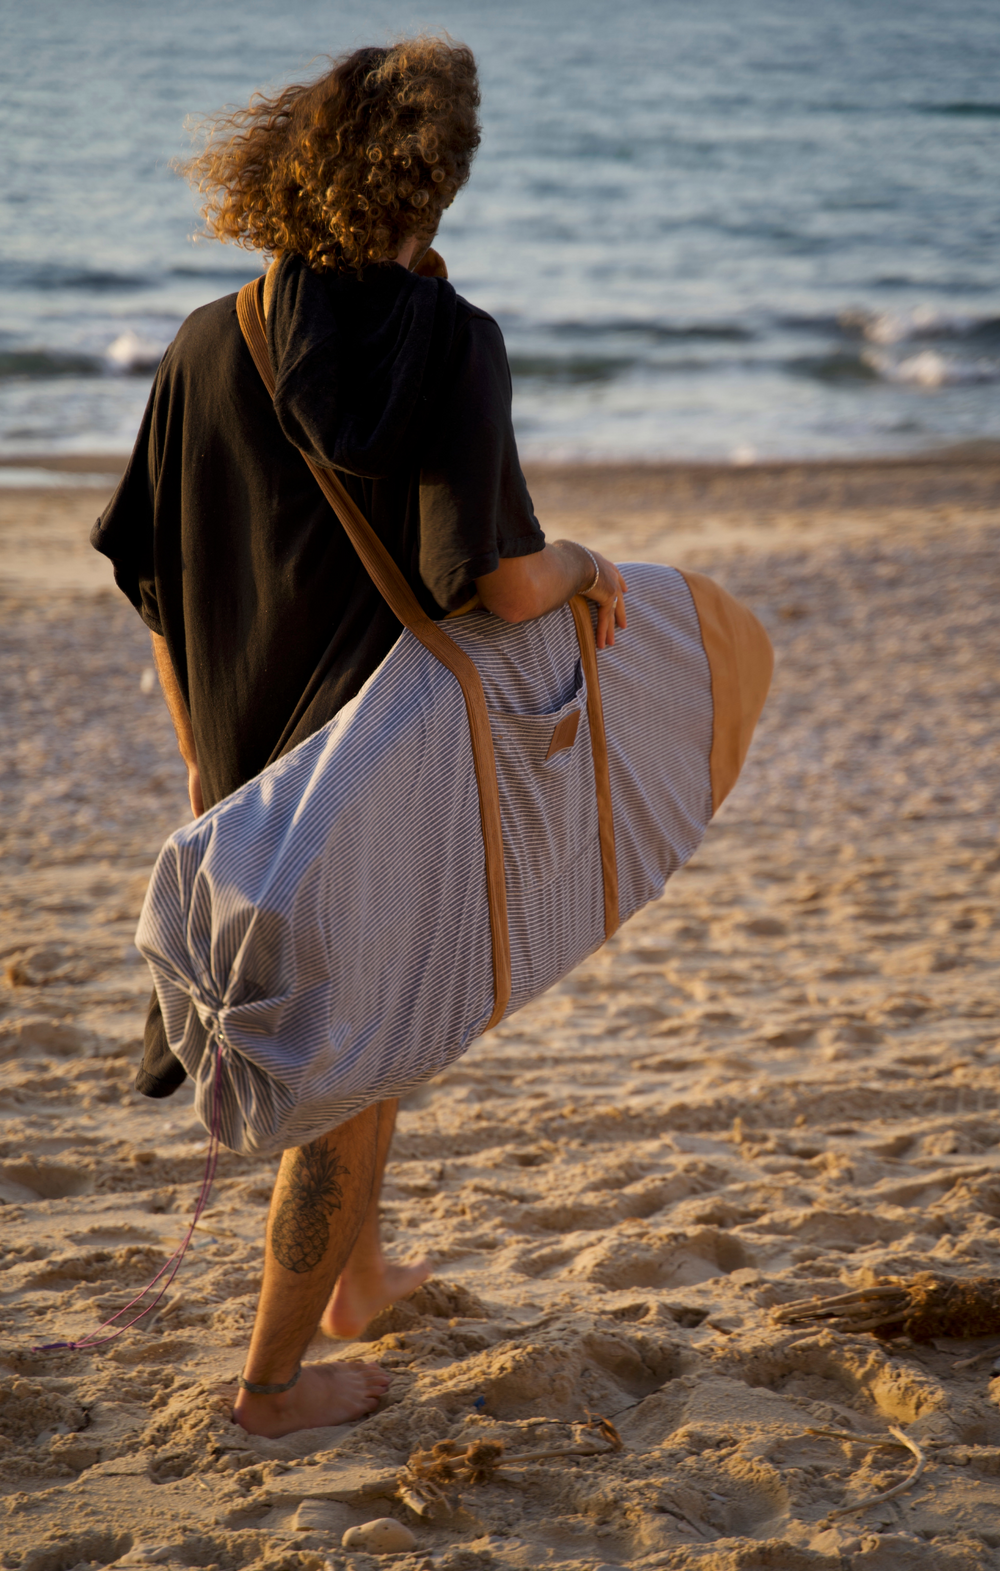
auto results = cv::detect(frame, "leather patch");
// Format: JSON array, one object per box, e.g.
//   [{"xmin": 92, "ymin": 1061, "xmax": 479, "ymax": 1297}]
[{"xmin": 545, "ymin": 709, "xmax": 581, "ymax": 760}]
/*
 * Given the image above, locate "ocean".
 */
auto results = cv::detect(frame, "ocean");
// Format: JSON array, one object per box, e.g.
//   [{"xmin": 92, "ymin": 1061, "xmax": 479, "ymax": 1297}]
[{"xmin": 1, "ymin": 0, "xmax": 998, "ymax": 465}]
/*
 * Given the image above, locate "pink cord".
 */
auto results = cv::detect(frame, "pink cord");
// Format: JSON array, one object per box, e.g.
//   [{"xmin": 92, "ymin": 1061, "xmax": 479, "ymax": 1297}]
[{"xmin": 33, "ymin": 1040, "xmax": 224, "ymax": 1354}]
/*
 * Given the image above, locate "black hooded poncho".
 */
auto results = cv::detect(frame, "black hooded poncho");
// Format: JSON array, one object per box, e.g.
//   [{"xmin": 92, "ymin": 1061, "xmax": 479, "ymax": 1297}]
[
  {"xmin": 93, "ymin": 254, "xmax": 544, "ymax": 806},
  {"xmin": 91, "ymin": 254, "xmax": 545, "ymax": 1094}
]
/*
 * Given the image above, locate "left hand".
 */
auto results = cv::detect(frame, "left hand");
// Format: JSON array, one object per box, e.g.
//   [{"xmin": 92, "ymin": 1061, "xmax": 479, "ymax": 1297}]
[{"xmin": 580, "ymin": 549, "xmax": 628, "ymax": 649}]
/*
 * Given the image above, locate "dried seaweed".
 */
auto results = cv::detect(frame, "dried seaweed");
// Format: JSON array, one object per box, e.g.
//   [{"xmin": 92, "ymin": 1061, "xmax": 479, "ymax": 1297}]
[
  {"xmin": 396, "ymin": 1414, "xmax": 623, "ymax": 1519},
  {"xmin": 772, "ymin": 1272, "xmax": 1000, "ymax": 1341}
]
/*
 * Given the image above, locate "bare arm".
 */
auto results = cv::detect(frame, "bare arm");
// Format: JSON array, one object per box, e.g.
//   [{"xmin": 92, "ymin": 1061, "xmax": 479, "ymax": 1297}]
[
  {"xmin": 149, "ymin": 632, "xmax": 203, "ymax": 817},
  {"xmin": 475, "ymin": 540, "xmax": 628, "ymax": 649}
]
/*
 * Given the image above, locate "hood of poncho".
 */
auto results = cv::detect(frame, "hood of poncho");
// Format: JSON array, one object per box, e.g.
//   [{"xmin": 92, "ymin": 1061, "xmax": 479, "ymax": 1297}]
[{"xmin": 266, "ymin": 253, "xmax": 458, "ymax": 479}]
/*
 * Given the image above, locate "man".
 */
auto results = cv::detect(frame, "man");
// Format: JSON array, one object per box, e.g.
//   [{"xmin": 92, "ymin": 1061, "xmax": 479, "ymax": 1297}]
[{"xmin": 94, "ymin": 40, "xmax": 625, "ymax": 1437}]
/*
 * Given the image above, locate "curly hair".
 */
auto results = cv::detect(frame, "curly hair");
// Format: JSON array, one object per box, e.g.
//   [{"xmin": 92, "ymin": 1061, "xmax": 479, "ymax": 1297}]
[{"xmin": 182, "ymin": 38, "xmax": 480, "ymax": 274}]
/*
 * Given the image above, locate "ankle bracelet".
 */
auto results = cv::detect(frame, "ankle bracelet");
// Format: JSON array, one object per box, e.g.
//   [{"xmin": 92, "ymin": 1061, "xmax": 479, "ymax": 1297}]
[{"xmin": 238, "ymin": 1365, "xmax": 301, "ymax": 1395}]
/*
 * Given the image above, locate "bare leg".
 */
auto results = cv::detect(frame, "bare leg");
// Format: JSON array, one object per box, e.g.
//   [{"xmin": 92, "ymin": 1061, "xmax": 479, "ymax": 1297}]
[
  {"xmin": 320, "ymin": 1098, "xmax": 431, "ymax": 1340},
  {"xmin": 233, "ymin": 1105, "xmax": 392, "ymax": 1438}
]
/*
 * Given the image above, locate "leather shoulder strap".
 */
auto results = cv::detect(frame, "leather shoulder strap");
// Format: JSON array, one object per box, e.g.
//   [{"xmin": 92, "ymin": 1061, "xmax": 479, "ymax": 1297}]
[{"xmin": 237, "ymin": 278, "xmax": 511, "ymax": 1029}]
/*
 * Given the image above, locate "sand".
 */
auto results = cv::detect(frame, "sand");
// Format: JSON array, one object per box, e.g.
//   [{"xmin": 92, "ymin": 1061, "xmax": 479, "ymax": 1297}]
[{"xmin": 1, "ymin": 453, "xmax": 999, "ymax": 1571}]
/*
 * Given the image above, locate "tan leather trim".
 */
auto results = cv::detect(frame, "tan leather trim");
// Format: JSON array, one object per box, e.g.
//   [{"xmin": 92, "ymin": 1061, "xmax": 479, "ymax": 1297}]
[
  {"xmin": 413, "ymin": 246, "xmax": 448, "ymax": 279},
  {"xmin": 570, "ymin": 597, "xmax": 620, "ymax": 940},
  {"xmin": 545, "ymin": 709, "xmax": 581, "ymax": 761},
  {"xmin": 677, "ymin": 568, "xmax": 774, "ymax": 815},
  {"xmin": 262, "ymin": 258, "xmax": 279, "ymax": 319},
  {"xmin": 237, "ymin": 279, "xmax": 512, "ymax": 1029}
]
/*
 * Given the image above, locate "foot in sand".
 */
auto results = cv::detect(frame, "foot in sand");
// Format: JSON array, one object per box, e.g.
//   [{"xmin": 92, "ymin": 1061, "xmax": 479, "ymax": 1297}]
[
  {"xmin": 232, "ymin": 1360, "xmax": 391, "ymax": 1438},
  {"xmin": 320, "ymin": 1254, "xmax": 432, "ymax": 1340}
]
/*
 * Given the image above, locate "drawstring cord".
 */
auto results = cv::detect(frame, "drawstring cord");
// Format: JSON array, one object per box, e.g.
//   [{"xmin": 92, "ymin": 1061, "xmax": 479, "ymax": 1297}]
[{"xmin": 32, "ymin": 1040, "xmax": 223, "ymax": 1354}]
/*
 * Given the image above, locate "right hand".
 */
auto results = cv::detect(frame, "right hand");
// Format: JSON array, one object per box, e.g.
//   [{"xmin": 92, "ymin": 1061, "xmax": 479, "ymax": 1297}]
[{"xmin": 580, "ymin": 549, "xmax": 628, "ymax": 649}]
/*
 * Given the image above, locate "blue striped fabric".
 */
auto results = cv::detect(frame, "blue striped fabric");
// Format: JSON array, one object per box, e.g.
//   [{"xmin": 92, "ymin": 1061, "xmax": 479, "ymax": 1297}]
[{"xmin": 136, "ymin": 563, "xmax": 714, "ymax": 1154}]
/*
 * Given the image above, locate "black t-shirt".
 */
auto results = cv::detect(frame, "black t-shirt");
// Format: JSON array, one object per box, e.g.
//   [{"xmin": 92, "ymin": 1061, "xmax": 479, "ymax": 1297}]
[{"xmin": 92, "ymin": 255, "xmax": 545, "ymax": 810}]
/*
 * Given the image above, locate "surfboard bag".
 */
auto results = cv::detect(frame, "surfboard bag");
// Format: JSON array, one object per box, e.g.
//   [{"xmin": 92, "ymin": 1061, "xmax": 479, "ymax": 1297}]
[{"xmin": 134, "ymin": 279, "xmax": 773, "ymax": 1157}]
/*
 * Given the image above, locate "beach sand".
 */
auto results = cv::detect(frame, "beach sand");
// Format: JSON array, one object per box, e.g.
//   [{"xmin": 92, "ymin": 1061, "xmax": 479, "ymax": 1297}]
[{"xmin": 1, "ymin": 454, "xmax": 999, "ymax": 1571}]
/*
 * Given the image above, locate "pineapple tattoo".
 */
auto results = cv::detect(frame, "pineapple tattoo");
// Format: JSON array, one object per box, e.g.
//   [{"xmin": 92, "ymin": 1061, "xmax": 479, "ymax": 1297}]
[{"xmin": 271, "ymin": 1138, "xmax": 349, "ymax": 1274}]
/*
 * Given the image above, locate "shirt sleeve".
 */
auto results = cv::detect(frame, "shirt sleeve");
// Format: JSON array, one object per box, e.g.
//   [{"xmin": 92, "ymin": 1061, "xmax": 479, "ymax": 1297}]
[
  {"xmin": 417, "ymin": 310, "xmax": 545, "ymax": 611},
  {"xmin": 89, "ymin": 373, "xmax": 163, "ymax": 635}
]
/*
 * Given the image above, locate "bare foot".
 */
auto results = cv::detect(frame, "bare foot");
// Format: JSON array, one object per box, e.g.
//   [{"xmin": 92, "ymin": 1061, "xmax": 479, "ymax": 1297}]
[
  {"xmin": 320, "ymin": 1255, "xmax": 432, "ymax": 1340},
  {"xmin": 232, "ymin": 1360, "xmax": 390, "ymax": 1438}
]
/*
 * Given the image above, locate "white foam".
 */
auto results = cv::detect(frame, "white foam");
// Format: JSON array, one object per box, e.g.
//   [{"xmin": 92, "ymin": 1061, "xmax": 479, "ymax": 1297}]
[
  {"xmin": 842, "ymin": 305, "xmax": 983, "ymax": 346},
  {"xmin": 0, "ymin": 467, "xmax": 122, "ymax": 488},
  {"xmin": 863, "ymin": 348, "xmax": 1000, "ymax": 387},
  {"xmin": 104, "ymin": 328, "xmax": 168, "ymax": 372}
]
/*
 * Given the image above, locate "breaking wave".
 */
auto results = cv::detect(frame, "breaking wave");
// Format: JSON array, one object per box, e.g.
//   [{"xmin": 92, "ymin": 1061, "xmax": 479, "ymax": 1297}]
[
  {"xmin": 838, "ymin": 306, "xmax": 1000, "ymax": 347},
  {"xmin": 863, "ymin": 349, "xmax": 1000, "ymax": 388},
  {"xmin": 0, "ymin": 331, "xmax": 170, "ymax": 380}
]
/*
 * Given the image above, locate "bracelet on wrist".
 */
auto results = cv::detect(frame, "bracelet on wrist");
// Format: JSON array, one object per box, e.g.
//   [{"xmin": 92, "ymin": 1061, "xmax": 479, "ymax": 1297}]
[{"xmin": 580, "ymin": 546, "xmax": 600, "ymax": 594}]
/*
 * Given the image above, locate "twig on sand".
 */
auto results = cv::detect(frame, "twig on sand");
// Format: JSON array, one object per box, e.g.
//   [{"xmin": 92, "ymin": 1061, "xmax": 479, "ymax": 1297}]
[
  {"xmin": 825, "ymin": 1425, "xmax": 927, "ymax": 1520},
  {"xmin": 397, "ymin": 1414, "xmax": 623, "ymax": 1519},
  {"xmin": 952, "ymin": 1340, "xmax": 1000, "ymax": 1371},
  {"xmin": 805, "ymin": 1426, "xmax": 912, "ymax": 1447},
  {"xmin": 661, "ymin": 1500, "xmax": 715, "ymax": 1540}
]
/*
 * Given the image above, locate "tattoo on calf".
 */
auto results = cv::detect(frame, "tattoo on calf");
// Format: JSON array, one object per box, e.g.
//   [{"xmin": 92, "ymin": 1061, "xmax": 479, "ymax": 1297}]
[{"xmin": 271, "ymin": 1138, "xmax": 349, "ymax": 1274}]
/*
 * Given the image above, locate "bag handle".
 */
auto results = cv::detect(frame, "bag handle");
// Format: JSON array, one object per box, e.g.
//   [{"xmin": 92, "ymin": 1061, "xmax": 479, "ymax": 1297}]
[{"xmin": 570, "ymin": 597, "xmax": 619, "ymax": 940}]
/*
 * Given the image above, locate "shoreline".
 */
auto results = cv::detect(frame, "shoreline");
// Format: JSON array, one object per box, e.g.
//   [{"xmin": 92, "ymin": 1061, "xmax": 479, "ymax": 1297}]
[
  {"xmin": 2, "ymin": 447, "xmax": 997, "ymax": 599},
  {"xmin": 2, "ymin": 439, "xmax": 999, "ymax": 479},
  {"xmin": 0, "ymin": 445, "xmax": 996, "ymax": 562}
]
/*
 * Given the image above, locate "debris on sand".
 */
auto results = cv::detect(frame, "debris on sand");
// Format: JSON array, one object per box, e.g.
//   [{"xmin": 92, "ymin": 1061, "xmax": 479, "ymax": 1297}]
[
  {"xmin": 341, "ymin": 1516, "xmax": 417, "ymax": 1552},
  {"xmin": 773, "ymin": 1272, "xmax": 1000, "ymax": 1340},
  {"xmin": 397, "ymin": 1415, "xmax": 623, "ymax": 1519},
  {"xmin": 814, "ymin": 1424, "xmax": 928, "ymax": 1520}
]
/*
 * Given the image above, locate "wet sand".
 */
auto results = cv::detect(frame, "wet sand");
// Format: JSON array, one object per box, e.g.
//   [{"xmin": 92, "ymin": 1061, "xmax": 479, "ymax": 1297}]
[{"xmin": 1, "ymin": 455, "xmax": 999, "ymax": 1571}]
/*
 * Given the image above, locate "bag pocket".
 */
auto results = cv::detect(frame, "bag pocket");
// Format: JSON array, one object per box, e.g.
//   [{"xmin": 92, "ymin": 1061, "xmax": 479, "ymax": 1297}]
[{"xmin": 488, "ymin": 663, "xmax": 598, "ymax": 892}]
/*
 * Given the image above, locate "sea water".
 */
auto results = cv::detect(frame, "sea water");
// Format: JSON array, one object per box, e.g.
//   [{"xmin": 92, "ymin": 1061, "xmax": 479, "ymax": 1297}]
[{"xmin": 1, "ymin": 0, "xmax": 998, "ymax": 463}]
